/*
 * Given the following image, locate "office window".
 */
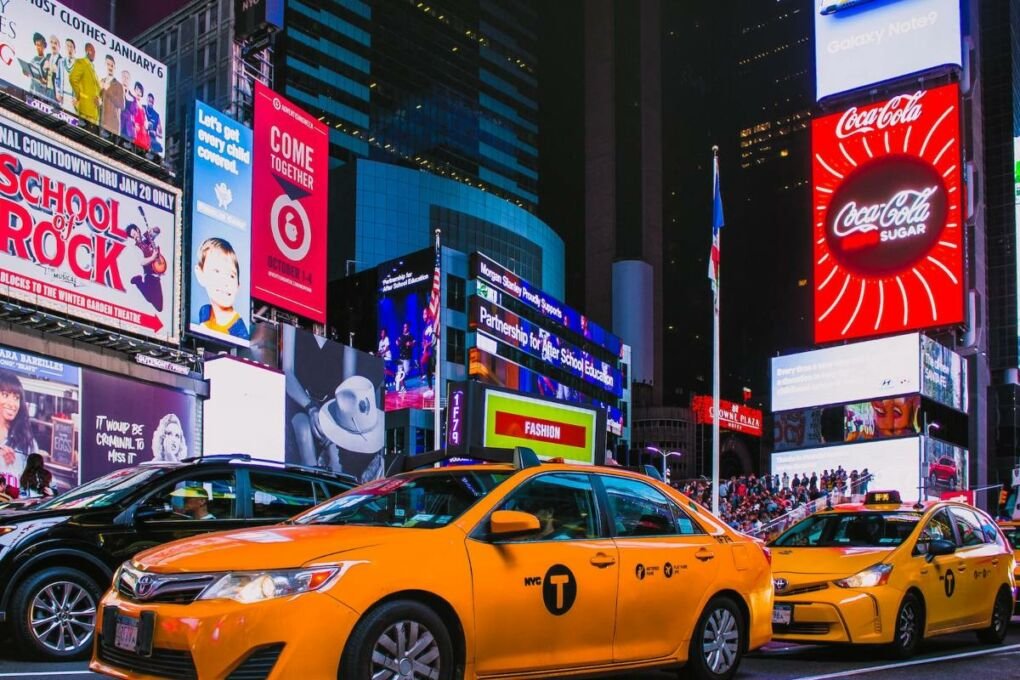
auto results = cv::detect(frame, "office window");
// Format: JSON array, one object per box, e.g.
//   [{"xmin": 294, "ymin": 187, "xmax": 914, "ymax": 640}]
[
  {"xmin": 447, "ymin": 274, "xmax": 466, "ymax": 313},
  {"xmin": 446, "ymin": 328, "xmax": 466, "ymax": 365}
]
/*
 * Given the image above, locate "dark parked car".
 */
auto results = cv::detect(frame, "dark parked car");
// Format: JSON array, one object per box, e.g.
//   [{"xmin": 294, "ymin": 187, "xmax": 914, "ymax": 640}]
[{"xmin": 0, "ymin": 454, "xmax": 355, "ymax": 660}]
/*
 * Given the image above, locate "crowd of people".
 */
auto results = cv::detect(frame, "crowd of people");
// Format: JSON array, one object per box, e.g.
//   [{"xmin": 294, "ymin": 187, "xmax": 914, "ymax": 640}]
[{"xmin": 676, "ymin": 467, "xmax": 873, "ymax": 536}]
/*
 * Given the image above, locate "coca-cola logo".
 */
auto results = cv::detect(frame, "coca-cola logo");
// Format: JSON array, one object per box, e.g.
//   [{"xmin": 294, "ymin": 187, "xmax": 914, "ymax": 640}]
[
  {"xmin": 826, "ymin": 156, "xmax": 947, "ymax": 275},
  {"xmin": 836, "ymin": 91, "xmax": 924, "ymax": 139}
]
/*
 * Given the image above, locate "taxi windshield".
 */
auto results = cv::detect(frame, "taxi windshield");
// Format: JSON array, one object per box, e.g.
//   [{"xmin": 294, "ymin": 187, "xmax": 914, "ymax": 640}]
[
  {"xmin": 293, "ymin": 469, "xmax": 513, "ymax": 529},
  {"xmin": 771, "ymin": 511, "xmax": 921, "ymax": 548}
]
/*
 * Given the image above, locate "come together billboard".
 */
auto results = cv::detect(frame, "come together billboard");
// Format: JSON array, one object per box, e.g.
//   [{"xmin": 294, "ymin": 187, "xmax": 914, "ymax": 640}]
[
  {"xmin": 0, "ymin": 108, "xmax": 181, "ymax": 341},
  {"xmin": 813, "ymin": 84, "xmax": 963, "ymax": 344},
  {"xmin": 0, "ymin": 0, "xmax": 168, "ymax": 156},
  {"xmin": 251, "ymin": 82, "xmax": 328, "ymax": 322}
]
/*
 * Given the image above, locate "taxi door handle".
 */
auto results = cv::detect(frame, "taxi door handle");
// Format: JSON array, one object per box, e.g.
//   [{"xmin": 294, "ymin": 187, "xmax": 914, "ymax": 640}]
[
  {"xmin": 695, "ymin": 549, "xmax": 715, "ymax": 562},
  {"xmin": 956, "ymin": 563, "xmax": 967, "ymax": 572},
  {"xmin": 590, "ymin": 553, "xmax": 616, "ymax": 569}
]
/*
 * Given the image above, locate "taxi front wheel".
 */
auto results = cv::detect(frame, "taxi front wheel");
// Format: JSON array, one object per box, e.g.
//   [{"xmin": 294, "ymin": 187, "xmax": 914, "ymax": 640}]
[
  {"xmin": 340, "ymin": 599, "xmax": 455, "ymax": 680},
  {"xmin": 976, "ymin": 587, "xmax": 1012, "ymax": 645},
  {"xmin": 886, "ymin": 593, "xmax": 923, "ymax": 659},
  {"xmin": 679, "ymin": 595, "xmax": 744, "ymax": 680}
]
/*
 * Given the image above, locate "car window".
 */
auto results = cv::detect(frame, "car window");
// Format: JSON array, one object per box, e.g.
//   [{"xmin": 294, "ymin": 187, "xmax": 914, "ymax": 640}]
[
  {"xmin": 773, "ymin": 512, "xmax": 920, "ymax": 547},
  {"xmin": 1001, "ymin": 526, "xmax": 1020, "ymax": 550},
  {"xmin": 949, "ymin": 507, "xmax": 987, "ymax": 547},
  {"xmin": 144, "ymin": 473, "xmax": 238, "ymax": 521},
  {"xmin": 672, "ymin": 503, "xmax": 706, "ymax": 536},
  {"xmin": 251, "ymin": 472, "xmax": 317, "ymax": 519},
  {"xmin": 497, "ymin": 473, "xmax": 601, "ymax": 541},
  {"xmin": 600, "ymin": 475, "xmax": 684, "ymax": 537},
  {"xmin": 915, "ymin": 509, "xmax": 955, "ymax": 555}
]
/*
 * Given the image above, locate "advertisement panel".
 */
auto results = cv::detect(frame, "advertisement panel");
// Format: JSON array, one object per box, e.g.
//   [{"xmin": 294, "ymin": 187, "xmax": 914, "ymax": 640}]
[
  {"xmin": 280, "ymin": 325, "xmax": 386, "ymax": 483},
  {"xmin": 690, "ymin": 396, "xmax": 763, "ymax": 437},
  {"xmin": 189, "ymin": 101, "xmax": 253, "ymax": 346},
  {"xmin": 483, "ymin": 390, "xmax": 598, "ymax": 465},
  {"xmin": 814, "ymin": 0, "xmax": 962, "ymax": 101},
  {"xmin": 0, "ymin": 109, "xmax": 181, "ymax": 341},
  {"xmin": 813, "ymin": 84, "xmax": 964, "ymax": 343},
  {"xmin": 844, "ymin": 395, "xmax": 921, "ymax": 441},
  {"xmin": 774, "ymin": 409, "xmax": 826, "ymax": 452},
  {"xmin": 0, "ymin": 0, "xmax": 168, "ymax": 155},
  {"xmin": 471, "ymin": 252, "xmax": 623, "ymax": 356},
  {"xmin": 772, "ymin": 333, "xmax": 920, "ymax": 412},
  {"xmin": 377, "ymin": 249, "xmax": 438, "ymax": 411},
  {"xmin": 920, "ymin": 335, "xmax": 967, "ymax": 412},
  {"xmin": 0, "ymin": 344, "xmax": 79, "ymax": 496},
  {"xmin": 772, "ymin": 438, "xmax": 926, "ymax": 499},
  {"xmin": 202, "ymin": 356, "xmax": 285, "ymax": 460},
  {"xmin": 924, "ymin": 438, "xmax": 968, "ymax": 495},
  {"xmin": 80, "ymin": 369, "xmax": 196, "ymax": 481},
  {"xmin": 251, "ymin": 82, "xmax": 328, "ymax": 322},
  {"xmin": 234, "ymin": 0, "xmax": 285, "ymax": 40},
  {"xmin": 470, "ymin": 296, "xmax": 623, "ymax": 398}
]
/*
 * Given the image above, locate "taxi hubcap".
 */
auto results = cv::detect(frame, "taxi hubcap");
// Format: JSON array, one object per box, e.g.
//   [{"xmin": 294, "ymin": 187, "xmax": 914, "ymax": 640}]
[
  {"xmin": 898, "ymin": 604, "xmax": 917, "ymax": 647},
  {"xmin": 29, "ymin": 581, "xmax": 96, "ymax": 653},
  {"xmin": 371, "ymin": 619, "xmax": 441, "ymax": 680},
  {"xmin": 702, "ymin": 607, "xmax": 739, "ymax": 674}
]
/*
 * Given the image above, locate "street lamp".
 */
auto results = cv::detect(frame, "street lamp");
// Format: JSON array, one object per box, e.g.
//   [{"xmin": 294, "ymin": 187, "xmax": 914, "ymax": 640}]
[{"xmin": 646, "ymin": 446, "xmax": 683, "ymax": 483}]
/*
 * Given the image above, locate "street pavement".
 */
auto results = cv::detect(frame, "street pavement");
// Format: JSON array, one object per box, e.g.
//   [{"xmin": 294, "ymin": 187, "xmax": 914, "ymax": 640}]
[{"xmin": 2, "ymin": 621, "xmax": 1019, "ymax": 678}]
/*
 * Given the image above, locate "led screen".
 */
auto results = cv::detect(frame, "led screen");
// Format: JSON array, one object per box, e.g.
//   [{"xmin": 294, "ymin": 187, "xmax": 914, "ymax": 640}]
[
  {"xmin": 772, "ymin": 438, "xmax": 925, "ymax": 499},
  {"xmin": 202, "ymin": 356, "xmax": 285, "ymax": 460},
  {"xmin": 482, "ymin": 390, "xmax": 598, "ymax": 465}
]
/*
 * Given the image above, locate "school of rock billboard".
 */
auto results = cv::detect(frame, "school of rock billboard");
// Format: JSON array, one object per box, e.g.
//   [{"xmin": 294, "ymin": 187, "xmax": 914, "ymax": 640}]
[
  {"xmin": 0, "ymin": 108, "xmax": 181, "ymax": 341},
  {"xmin": 813, "ymin": 84, "xmax": 963, "ymax": 344},
  {"xmin": 0, "ymin": 0, "xmax": 168, "ymax": 156}
]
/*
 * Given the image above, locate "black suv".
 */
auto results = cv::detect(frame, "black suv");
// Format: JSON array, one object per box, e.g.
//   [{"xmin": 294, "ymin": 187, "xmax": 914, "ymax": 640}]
[{"xmin": 0, "ymin": 454, "xmax": 355, "ymax": 660}]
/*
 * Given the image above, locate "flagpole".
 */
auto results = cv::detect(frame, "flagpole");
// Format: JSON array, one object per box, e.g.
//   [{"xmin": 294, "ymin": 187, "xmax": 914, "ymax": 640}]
[
  {"xmin": 711, "ymin": 146, "xmax": 722, "ymax": 517},
  {"xmin": 434, "ymin": 228, "xmax": 443, "ymax": 450}
]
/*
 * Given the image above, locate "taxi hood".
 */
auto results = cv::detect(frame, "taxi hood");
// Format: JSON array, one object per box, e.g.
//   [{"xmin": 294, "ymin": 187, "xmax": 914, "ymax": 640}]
[
  {"xmin": 771, "ymin": 546, "xmax": 895, "ymax": 580},
  {"xmin": 132, "ymin": 524, "xmax": 426, "ymax": 573}
]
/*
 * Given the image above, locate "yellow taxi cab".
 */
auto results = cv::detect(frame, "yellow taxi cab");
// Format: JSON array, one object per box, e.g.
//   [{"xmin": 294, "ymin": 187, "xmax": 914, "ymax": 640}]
[
  {"xmin": 996, "ymin": 520, "xmax": 1020, "ymax": 600},
  {"xmin": 90, "ymin": 448, "xmax": 773, "ymax": 680},
  {"xmin": 769, "ymin": 490, "xmax": 1015, "ymax": 658}
]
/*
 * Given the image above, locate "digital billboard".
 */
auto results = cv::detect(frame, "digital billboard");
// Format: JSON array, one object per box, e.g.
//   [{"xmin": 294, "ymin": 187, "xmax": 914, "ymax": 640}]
[
  {"xmin": 470, "ymin": 296, "xmax": 623, "ymax": 398},
  {"xmin": 189, "ymin": 101, "xmax": 252, "ymax": 346},
  {"xmin": 814, "ymin": 0, "xmax": 962, "ymax": 101},
  {"xmin": 920, "ymin": 334, "xmax": 967, "ymax": 412},
  {"xmin": 471, "ymin": 252, "xmax": 623, "ymax": 357},
  {"xmin": 772, "ymin": 333, "xmax": 920, "ymax": 412},
  {"xmin": 203, "ymin": 356, "xmax": 285, "ymax": 460},
  {"xmin": 0, "ymin": 0, "xmax": 168, "ymax": 156},
  {"xmin": 251, "ymin": 82, "xmax": 328, "ymax": 322},
  {"xmin": 377, "ymin": 249, "xmax": 438, "ymax": 411},
  {"xmin": 845, "ymin": 395, "xmax": 921, "ymax": 441},
  {"xmin": 0, "ymin": 108, "xmax": 181, "ymax": 342},
  {"xmin": 774, "ymin": 409, "xmax": 827, "ymax": 452},
  {"xmin": 813, "ymin": 84, "xmax": 963, "ymax": 344},
  {"xmin": 924, "ymin": 438, "xmax": 968, "ymax": 495},
  {"xmin": 690, "ymin": 396, "xmax": 763, "ymax": 437},
  {"xmin": 483, "ymin": 390, "xmax": 598, "ymax": 465}
]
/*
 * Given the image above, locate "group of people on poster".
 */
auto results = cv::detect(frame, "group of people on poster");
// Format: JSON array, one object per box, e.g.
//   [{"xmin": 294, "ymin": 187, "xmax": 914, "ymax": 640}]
[
  {"xmin": 23, "ymin": 32, "xmax": 162, "ymax": 151},
  {"xmin": 377, "ymin": 308, "xmax": 437, "ymax": 395}
]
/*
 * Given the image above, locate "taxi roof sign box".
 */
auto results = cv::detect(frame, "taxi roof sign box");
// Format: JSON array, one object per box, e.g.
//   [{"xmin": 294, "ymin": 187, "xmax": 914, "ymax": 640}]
[{"xmin": 864, "ymin": 490, "xmax": 902, "ymax": 506}]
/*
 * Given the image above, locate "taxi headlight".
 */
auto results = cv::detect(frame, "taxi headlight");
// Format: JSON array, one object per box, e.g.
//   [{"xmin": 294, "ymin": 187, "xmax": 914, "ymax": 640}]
[
  {"xmin": 198, "ymin": 567, "xmax": 339, "ymax": 604},
  {"xmin": 834, "ymin": 563, "xmax": 893, "ymax": 589}
]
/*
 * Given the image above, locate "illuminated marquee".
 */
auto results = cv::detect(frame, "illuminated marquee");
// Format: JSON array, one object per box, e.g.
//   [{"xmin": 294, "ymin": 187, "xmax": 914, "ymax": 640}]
[{"xmin": 814, "ymin": 83, "xmax": 963, "ymax": 344}]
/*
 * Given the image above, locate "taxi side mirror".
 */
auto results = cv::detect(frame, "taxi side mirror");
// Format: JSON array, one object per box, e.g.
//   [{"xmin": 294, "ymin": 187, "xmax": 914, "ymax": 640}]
[
  {"xmin": 925, "ymin": 538, "xmax": 956, "ymax": 562},
  {"xmin": 490, "ymin": 510, "xmax": 541, "ymax": 538}
]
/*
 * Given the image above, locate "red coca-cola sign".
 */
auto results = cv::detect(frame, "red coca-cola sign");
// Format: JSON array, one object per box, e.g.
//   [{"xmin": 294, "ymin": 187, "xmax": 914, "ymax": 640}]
[{"xmin": 814, "ymin": 84, "xmax": 963, "ymax": 344}]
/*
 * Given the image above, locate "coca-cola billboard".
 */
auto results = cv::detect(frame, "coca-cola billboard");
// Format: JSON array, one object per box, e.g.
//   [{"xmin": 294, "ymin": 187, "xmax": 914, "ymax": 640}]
[{"xmin": 814, "ymin": 84, "xmax": 963, "ymax": 344}]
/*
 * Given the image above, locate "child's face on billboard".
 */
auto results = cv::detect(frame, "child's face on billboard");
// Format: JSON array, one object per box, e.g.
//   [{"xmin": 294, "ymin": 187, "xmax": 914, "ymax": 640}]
[{"xmin": 197, "ymin": 249, "xmax": 239, "ymax": 310}]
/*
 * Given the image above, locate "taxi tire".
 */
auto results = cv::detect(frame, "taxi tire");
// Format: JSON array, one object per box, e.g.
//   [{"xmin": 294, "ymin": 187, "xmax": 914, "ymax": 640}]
[
  {"xmin": 340, "ymin": 599, "xmax": 454, "ymax": 680},
  {"xmin": 886, "ymin": 593, "xmax": 923, "ymax": 659},
  {"xmin": 679, "ymin": 595, "xmax": 744, "ymax": 680},
  {"xmin": 10, "ymin": 566, "xmax": 102, "ymax": 661},
  {"xmin": 976, "ymin": 587, "xmax": 1012, "ymax": 645}
]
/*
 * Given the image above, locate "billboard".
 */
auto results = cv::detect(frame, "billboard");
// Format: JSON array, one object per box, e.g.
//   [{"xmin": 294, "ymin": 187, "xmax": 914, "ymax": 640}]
[
  {"xmin": 844, "ymin": 395, "xmax": 921, "ymax": 441},
  {"xmin": 774, "ymin": 409, "xmax": 827, "ymax": 451},
  {"xmin": 188, "ymin": 101, "xmax": 253, "ymax": 346},
  {"xmin": 772, "ymin": 333, "xmax": 920, "ymax": 412},
  {"xmin": 377, "ymin": 249, "xmax": 437, "ymax": 411},
  {"xmin": 772, "ymin": 438, "xmax": 928, "ymax": 499},
  {"xmin": 251, "ymin": 82, "xmax": 328, "ymax": 322},
  {"xmin": 203, "ymin": 356, "xmax": 285, "ymax": 460},
  {"xmin": 919, "ymin": 335, "xmax": 967, "ymax": 411},
  {"xmin": 234, "ymin": 0, "xmax": 285, "ymax": 40},
  {"xmin": 483, "ymin": 390, "xmax": 598, "ymax": 465},
  {"xmin": 690, "ymin": 396, "xmax": 764, "ymax": 437},
  {"xmin": 924, "ymin": 437, "xmax": 968, "ymax": 495},
  {"xmin": 280, "ymin": 325, "xmax": 386, "ymax": 483},
  {"xmin": 813, "ymin": 84, "xmax": 963, "ymax": 344},
  {"xmin": 471, "ymin": 252, "xmax": 623, "ymax": 357},
  {"xmin": 814, "ymin": 0, "xmax": 962, "ymax": 101},
  {"xmin": 0, "ymin": 109, "xmax": 181, "ymax": 341},
  {"xmin": 0, "ymin": 0, "xmax": 168, "ymax": 155},
  {"xmin": 470, "ymin": 297, "xmax": 623, "ymax": 398}
]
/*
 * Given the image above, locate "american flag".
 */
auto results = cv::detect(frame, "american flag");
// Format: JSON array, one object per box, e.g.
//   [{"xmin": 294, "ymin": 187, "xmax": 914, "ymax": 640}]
[
  {"xmin": 708, "ymin": 151, "xmax": 725, "ymax": 306},
  {"xmin": 425, "ymin": 238, "xmax": 442, "ymax": 345}
]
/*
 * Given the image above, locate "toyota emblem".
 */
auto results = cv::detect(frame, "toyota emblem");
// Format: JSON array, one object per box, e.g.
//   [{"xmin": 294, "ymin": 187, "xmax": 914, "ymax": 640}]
[
  {"xmin": 773, "ymin": 578, "xmax": 788, "ymax": 593},
  {"xmin": 135, "ymin": 575, "xmax": 155, "ymax": 599}
]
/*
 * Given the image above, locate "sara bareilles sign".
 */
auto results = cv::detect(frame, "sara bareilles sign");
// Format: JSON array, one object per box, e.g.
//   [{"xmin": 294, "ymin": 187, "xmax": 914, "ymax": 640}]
[
  {"xmin": 251, "ymin": 82, "xmax": 328, "ymax": 322},
  {"xmin": 814, "ymin": 83, "xmax": 963, "ymax": 344}
]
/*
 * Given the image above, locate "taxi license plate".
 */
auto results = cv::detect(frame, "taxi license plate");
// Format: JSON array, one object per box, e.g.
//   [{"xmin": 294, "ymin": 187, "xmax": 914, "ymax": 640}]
[
  {"xmin": 772, "ymin": 605, "xmax": 792, "ymax": 626},
  {"xmin": 114, "ymin": 616, "xmax": 139, "ymax": 653}
]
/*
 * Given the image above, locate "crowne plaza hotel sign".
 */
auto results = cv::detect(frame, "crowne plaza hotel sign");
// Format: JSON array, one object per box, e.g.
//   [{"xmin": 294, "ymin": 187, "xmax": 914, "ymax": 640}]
[
  {"xmin": 691, "ymin": 396, "xmax": 763, "ymax": 437},
  {"xmin": 813, "ymin": 83, "xmax": 963, "ymax": 344}
]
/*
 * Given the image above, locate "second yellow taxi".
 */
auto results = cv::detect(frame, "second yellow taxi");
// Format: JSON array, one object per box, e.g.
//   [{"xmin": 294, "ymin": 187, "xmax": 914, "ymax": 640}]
[{"xmin": 770, "ymin": 490, "xmax": 1015, "ymax": 657}]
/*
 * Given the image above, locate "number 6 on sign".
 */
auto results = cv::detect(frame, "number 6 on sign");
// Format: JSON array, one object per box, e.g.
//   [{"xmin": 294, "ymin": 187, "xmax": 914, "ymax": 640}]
[{"xmin": 270, "ymin": 195, "xmax": 312, "ymax": 261}]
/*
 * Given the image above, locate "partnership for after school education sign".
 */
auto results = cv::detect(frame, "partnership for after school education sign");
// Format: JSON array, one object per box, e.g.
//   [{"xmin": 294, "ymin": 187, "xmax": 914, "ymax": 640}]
[
  {"xmin": 251, "ymin": 82, "xmax": 328, "ymax": 322},
  {"xmin": 483, "ymin": 390, "xmax": 597, "ymax": 465},
  {"xmin": 0, "ymin": 108, "xmax": 181, "ymax": 341}
]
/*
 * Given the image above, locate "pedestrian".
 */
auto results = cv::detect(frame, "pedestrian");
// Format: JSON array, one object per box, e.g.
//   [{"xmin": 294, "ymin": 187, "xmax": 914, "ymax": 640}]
[{"xmin": 20, "ymin": 453, "xmax": 54, "ymax": 498}]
